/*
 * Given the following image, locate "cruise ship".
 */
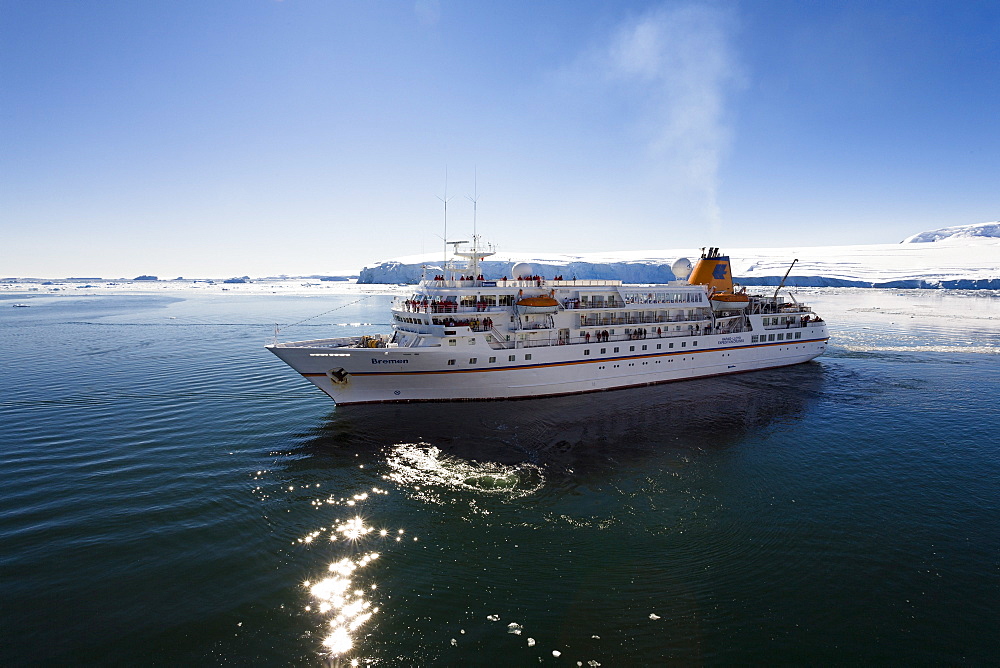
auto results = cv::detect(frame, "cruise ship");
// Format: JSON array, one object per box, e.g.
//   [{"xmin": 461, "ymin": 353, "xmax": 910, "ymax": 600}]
[{"xmin": 266, "ymin": 243, "xmax": 829, "ymax": 404}]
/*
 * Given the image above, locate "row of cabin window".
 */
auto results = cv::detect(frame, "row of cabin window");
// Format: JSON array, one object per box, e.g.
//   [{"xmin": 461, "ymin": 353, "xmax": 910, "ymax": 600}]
[
  {"xmin": 446, "ymin": 339, "xmax": 709, "ymax": 366},
  {"xmin": 448, "ymin": 354, "xmax": 534, "ymax": 366},
  {"xmin": 584, "ymin": 341, "xmax": 694, "ymax": 355},
  {"xmin": 447, "ymin": 340, "xmax": 702, "ymax": 366},
  {"xmin": 752, "ymin": 332, "xmax": 803, "ymax": 342},
  {"xmin": 621, "ymin": 292, "xmax": 703, "ymax": 304}
]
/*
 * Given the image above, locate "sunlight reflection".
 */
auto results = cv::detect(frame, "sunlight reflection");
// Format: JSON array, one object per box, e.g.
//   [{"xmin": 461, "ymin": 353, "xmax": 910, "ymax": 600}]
[
  {"xmin": 294, "ymin": 482, "xmax": 411, "ymax": 664},
  {"xmin": 336, "ymin": 516, "xmax": 374, "ymax": 541},
  {"xmin": 307, "ymin": 552, "xmax": 382, "ymax": 659}
]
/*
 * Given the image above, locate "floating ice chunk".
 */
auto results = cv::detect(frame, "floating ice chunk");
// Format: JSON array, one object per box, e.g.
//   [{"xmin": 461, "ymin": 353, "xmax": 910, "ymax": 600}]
[
  {"xmin": 507, "ymin": 622, "xmax": 522, "ymax": 635},
  {"xmin": 649, "ymin": 613, "xmax": 661, "ymax": 620},
  {"xmin": 527, "ymin": 638, "xmax": 535, "ymax": 647},
  {"xmin": 487, "ymin": 614, "xmax": 500, "ymax": 622}
]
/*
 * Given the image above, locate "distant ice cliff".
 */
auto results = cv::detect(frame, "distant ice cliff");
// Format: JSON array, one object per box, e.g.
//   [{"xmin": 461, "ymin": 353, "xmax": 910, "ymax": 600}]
[{"xmin": 358, "ymin": 223, "xmax": 1000, "ymax": 289}]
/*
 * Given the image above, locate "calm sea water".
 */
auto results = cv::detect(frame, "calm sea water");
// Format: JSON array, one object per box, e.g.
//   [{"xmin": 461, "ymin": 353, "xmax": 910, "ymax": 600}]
[{"xmin": 1, "ymin": 288, "xmax": 998, "ymax": 666}]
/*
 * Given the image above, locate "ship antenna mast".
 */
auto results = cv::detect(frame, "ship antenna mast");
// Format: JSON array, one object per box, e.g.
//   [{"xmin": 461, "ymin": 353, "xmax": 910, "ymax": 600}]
[
  {"xmin": 466, "ymin": 168, "xmax": 479, "ymax": 277},
  {"xmin": 437, "ymin": 168, "xmax": 453, "ymax": 278}
]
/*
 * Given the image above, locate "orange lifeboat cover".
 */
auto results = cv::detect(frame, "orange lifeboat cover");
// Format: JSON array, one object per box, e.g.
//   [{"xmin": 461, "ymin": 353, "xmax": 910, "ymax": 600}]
[
  {"xmin": 516, "ymin": 296, "xmax": 559, "ymax": 307},
  {"xmin": 710, "ymin": 292, "xmax": 749, "ymax": 303}
]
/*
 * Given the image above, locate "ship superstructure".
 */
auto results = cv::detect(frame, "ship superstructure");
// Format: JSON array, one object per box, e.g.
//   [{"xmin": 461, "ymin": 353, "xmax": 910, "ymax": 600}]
[{"xmin": 267, "ymin": 244, "xmax": 829, "ymax": 404}]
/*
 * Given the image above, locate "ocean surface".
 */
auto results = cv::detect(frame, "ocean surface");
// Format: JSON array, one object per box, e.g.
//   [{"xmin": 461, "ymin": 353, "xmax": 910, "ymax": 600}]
[{"xmin": 1, "ymin": 287, "xmax": 998, "ymax": 666}]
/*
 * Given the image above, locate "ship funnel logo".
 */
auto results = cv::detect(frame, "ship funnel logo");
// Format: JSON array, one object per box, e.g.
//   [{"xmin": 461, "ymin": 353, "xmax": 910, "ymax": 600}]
[{"xmin": 712, "ymin": 263, "xmax": 728, "ymax": 280}]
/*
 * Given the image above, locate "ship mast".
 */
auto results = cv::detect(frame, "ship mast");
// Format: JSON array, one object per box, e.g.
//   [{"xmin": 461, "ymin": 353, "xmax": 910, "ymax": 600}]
[
  {"xmin": 437, "ymin": 170, "xmax": 453, "ymax": 275},
  {"xmin": 466, "ymin": 169, "xmax": 480, "ymax": 278}
]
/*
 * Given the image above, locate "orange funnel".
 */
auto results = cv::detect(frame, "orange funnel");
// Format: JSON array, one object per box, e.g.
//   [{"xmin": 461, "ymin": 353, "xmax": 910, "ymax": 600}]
[{"xmin": 688, "ymin": 248, "xmax": 734, "ymax": 292}]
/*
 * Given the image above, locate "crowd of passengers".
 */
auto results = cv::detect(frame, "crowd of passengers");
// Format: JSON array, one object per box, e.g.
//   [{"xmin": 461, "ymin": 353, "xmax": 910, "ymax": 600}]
[
  {"xmin": 429, "ymin": 274, "xmax": 568, "ymax": 283},
  {"xmin": 403, "ymin": 298, "xmax": 494, "ymax": 313},
  {"xmin": 428, "ymin": 317, "xmax": 495, "ymax": 331}
]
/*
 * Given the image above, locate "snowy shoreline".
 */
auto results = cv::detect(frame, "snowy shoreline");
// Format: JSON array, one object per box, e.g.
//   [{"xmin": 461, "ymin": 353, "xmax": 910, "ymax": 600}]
[{"xmin": 4, "ymin": 224, "xmax": 998, "ymax": 291}]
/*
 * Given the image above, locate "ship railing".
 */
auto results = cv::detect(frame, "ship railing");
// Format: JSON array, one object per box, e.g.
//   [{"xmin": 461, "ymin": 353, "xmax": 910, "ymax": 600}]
[
  {"xmin": 575, "ymin": 314, "xmax": 709, "ymax": 327},
  {"xmin": 513, "ymin": 330, "xmax": 697, "ymax": 349},
  {"xmin": 487, "ymin": 328, "xmax": 514, "ymax": 350},
  {"xmin": 419, "ymin": 278, "xmax": 623, "ymax": 289},
  {"xmin": 621, "ymin": 298, "xmax": 706, "ymax": 306},
  {"xmin": 393, "ymin": 322, "xmax": 437, "ymax": 335},
  {"xmin": 270, "ymin": 335, "xmax": 361, "ymax": 348},
  {"xmin": 396, "ymin": 301, "xmax": 511, "ymax": 314},
  {"xmin": 398, "ymin": 299, "xmax": 716, "ymax": 314},
  {"xmin": 563, "ymin": 299, "xmax": 708, "ymax": 309},
  {"xmin": 749, "ymin": 297, "xmax": 813, "ymax": 315},
  {"xmin": 561, "ymin": 302, "xmax": 624, "ymax": 310},
  {"xmin": 762, "ymin": 318, "xmax": 816, "ymax": 330}
]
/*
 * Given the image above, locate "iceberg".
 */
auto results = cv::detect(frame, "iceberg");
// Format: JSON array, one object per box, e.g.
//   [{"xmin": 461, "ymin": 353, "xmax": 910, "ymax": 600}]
[{"xmin": 358, "ymin": 222, "xmax": 1000, "ymax": 289}]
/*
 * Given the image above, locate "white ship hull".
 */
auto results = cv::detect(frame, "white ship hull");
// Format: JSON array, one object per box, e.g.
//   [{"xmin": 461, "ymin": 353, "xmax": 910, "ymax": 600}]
[{"xmin": 267, "ymin": 325, "xmax": 829, "ymax": 405}]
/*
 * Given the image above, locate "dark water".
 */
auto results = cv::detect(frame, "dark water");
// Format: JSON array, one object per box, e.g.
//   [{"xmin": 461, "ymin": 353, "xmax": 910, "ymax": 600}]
[{"xmin": 2, "ymin": 289, "xmax": 998, "ymax": 666}]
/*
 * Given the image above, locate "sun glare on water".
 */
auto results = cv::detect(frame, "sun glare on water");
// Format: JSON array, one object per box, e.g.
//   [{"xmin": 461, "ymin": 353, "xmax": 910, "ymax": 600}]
[{"xmin": 294, "ymin": 487, "xmax": 400, "ymax": 664}]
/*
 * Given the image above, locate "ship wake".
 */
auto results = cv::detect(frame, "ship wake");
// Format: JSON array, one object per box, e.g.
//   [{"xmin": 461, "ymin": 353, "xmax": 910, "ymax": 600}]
[{"xmin": 384, "ymin": 443, "xmax": 544, "ymax": 500}]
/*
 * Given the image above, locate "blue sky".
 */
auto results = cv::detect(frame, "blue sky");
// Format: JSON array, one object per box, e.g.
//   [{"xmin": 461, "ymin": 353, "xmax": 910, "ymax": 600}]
[{"xmin": 2, "ymin": 0, "xmax": 998, "ymax": 278}]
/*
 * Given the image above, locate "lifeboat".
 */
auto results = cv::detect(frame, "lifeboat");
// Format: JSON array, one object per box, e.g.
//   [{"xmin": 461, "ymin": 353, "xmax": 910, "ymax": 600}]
[
  {"xmin": 515, "ymin": 295, "xmax": 559, "ymax": 314},
  {"xmin": 710, "ymin": 291, "xmax": 750, "ymax": 312}
]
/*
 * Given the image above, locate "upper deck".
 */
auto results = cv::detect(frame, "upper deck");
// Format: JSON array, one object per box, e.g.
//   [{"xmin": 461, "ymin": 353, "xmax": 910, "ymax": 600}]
[{"xmin": 415, "ymin": 276, "xmax": 623, "ymax": 291}]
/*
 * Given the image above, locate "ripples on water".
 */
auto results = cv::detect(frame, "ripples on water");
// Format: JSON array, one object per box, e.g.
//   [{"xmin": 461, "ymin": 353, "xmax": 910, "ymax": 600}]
[{"xmin": 1, "ymin": 290, "xmax": 998, "ymax": 665}]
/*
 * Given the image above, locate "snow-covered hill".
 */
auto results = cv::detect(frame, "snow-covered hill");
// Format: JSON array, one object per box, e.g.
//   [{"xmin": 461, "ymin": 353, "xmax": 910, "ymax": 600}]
[
  {"xmin": 358, "ymin": 223, "xmax": 1000, "ymax": 289},
  {"xmin": 901, "ymin": 221, "xmax": 1000, "ymax": 243}
]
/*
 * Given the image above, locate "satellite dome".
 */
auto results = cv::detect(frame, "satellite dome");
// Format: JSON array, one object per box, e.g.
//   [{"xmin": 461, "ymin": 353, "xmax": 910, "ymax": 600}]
[
  {"xmin": 511, "ymin": 262, "xmax": 534, "ymax": 278},
  {"xmin": 671, "ymin": 258, "xmax": 692, "ymax": 281}
]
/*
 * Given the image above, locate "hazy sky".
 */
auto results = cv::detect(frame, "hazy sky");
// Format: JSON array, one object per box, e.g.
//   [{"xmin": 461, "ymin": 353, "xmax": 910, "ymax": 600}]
[{"xmin": 3, "ymin": 0, "xmax": 998, "ymax": 278}]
